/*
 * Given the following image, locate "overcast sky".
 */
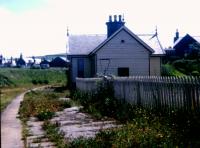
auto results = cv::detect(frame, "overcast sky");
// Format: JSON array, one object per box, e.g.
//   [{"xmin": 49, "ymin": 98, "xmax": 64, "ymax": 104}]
[{"xmin": 0, "ymin": 0, "xmax": 200, "ymax": 58}]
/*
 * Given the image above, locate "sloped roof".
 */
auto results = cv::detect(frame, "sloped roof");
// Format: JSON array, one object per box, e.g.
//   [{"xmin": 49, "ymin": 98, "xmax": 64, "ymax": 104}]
[
  {"xmin": 67, "ymin": 35, "xmax": 106, "ymax": 55},
  {"xmin": 193, "ymin": 36, "xmax": 200, "ymax": 43},
  {"xmin": 67, "ymin": 26, "xmax": 164, "ymax": 56},
  {"xmin": 50, "ymin": 57, "xmax": 68, "ymax": 67},
  {"xmin": 40, "ymin": 59, "xmax": 49, "ymax": 65},
  {"xmin": 138, "ymin": 34, "xmax": 164, "ymax": 55},
  {"xmin": 174, "ymin": 34, "xmax": 200, "ymax": 47}
]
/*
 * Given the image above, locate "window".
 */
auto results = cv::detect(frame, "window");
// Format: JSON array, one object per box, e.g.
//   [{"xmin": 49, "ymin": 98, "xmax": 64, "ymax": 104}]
[
  {"xmin": 118, "ymin": 67, "xmax": 129, "ymax": 77},
  {"xmin": 77, "ymin": 58, "xmax": 84, "ymax": 78}
]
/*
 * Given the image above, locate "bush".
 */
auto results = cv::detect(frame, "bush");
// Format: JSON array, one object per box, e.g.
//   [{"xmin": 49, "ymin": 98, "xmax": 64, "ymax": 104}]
[
  {"xmin": 43, "ymin": 79, "xmax": 49, "ymax": 84},
  {"xmin": 172, "ymin": 59, "xmax": 200, "ymax": 75},
  {"xmin": 31, "ymin": 80, "xmax": 38, "ymax": 85},
  {"xmin": 37, "ymin": 110, "xmax": 55, "ymax": 121},
  {"xmin": 72, "ymin": 81, "xmax": 145, "ymax": 122},
  {"xmin": 72, "ymin": 80, "xmax": 120, "ymax": 119},
  {"xmin": 31, "ymin": 79, "xmax": 49, "ymax": 85},
  {"xmin": 161, "ymin": 64, "xmax": 185, "ymax": 76}
]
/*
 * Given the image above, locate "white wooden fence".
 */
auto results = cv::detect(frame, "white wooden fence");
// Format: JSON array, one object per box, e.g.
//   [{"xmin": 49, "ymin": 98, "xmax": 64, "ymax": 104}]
[{"xmin": 76, "ymin": 76, "xmax": 200, "ymax": 111}]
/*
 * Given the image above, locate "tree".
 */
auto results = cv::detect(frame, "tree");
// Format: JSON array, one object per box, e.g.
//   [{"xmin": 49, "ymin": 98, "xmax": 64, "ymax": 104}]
[{"xmin": 188, "ymin": 42, "xmax": 200, "ymax": 60}]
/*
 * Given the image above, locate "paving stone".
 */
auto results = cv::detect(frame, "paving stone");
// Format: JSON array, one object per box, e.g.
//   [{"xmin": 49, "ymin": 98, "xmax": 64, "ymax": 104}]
[
  {"xmin": 25, "ymin": 103, "xmax": 120, "ymax": 146},
  {"xmin": 50, "ymin": 106, "xmax": 120, "ymax": 141}
]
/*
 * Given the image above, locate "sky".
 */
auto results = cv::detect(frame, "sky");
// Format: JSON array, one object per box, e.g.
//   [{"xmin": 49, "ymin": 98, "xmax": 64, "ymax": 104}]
[{"xmin": 0, "ymin": 0, "xmax": 200, "ymax": 58}]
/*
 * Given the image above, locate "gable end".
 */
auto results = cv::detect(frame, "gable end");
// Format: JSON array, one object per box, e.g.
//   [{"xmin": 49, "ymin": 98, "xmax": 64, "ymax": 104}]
[{"xmin": 89, "ymin": 26, "xmax": 154, "ymax": 55}]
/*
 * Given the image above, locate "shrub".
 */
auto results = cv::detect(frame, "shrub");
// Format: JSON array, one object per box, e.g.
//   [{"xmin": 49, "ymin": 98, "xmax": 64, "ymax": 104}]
[
  {"xmin": 31, "ymin": 79, "xmax": 49, "ymax": 85},
  {"xmin": 72, "ymin": 80, "xmax": 119, "ymax": 119},
  {"xmin": 161, "ymin": 64, "xmax": 185, "ymax": 76},
  {"xmin": 43, "ymin": 79, "xmax": 49, "ymax": 84},
  {"xmin": 38, "ymin": 80, "xmax": 43, "ymax": 84},
  {"xmin": 37, "ymin": 110, "xmax": 55, "ymax": 121},
  {"xmin": 172, "ymin": 59, "xmax": 200, "ymax": 75},
  {"xmin": 31, "ymin": 80, "xmax": 38, "ymax": 85},
  {"xmin": 72, "ymin": 81, "xmax": 142, "ymax": 122}
]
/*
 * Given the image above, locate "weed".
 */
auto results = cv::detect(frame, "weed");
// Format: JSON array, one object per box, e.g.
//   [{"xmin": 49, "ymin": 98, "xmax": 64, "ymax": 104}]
[
  {"xmin": 71, "ymin": 80, "xmax": 200, "ymax": 147},
  {"xmin": 43, "ymin": 121, "xmax": 68, "ymax": 148},
  {"xmin": 37, "ymin": 111, "xmax": 55, "ymax": 121},
  {"xmin": 19, "ymin": 87, "xmax": 71, "ymax": 121}
]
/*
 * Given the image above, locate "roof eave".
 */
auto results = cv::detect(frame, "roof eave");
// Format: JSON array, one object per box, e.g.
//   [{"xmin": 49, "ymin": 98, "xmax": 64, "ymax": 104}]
[
  {"xmin": 67, "ymin": 54, "xmax": 89, "ymax": 57},
  {"xmin": 151, "ymin": 53, "xmax": 166, "ymax": 57}
]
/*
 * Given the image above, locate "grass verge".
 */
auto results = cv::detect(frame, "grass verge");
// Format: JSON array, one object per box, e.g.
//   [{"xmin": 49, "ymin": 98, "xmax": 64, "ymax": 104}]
[{"xmin": 0, "ymin": 87, "xmax": 27, "ymax": 111}]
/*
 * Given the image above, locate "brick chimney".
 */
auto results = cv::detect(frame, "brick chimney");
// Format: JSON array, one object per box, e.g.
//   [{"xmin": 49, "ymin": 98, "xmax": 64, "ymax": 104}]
[{"xmin": 106, "ymin": 15, "xmax": 125, "ymax": 38}]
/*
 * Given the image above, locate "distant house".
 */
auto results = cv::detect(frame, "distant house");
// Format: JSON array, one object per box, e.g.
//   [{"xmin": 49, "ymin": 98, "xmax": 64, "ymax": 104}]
[
  {"xmin": 67, "ymin": 15, "xmax": 165, "ymax": 84},
  {"xmin": 170, "ymin": 30, "xmax": 200, "ymax": 58},
  {"xmin": 16, "ymin": 54, "xmax": 26, "ymax": 68},
  {"xmin": 49, "ymin": 57, "xmax": 68, "ymax": 68},
  {"xmin": 40, "ymin": 59, "xmax": 50, "ymax": 69}
]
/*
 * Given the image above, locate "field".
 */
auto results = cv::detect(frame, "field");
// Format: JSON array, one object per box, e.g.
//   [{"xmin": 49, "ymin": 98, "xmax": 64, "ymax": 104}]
[{"xmin": 0, "ymin": 68, "xmax": 68, "ymax": 111}]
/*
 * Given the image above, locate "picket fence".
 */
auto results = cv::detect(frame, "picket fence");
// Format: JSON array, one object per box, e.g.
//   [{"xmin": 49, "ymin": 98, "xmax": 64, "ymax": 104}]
[{"xmin": 76, "ymin": 76, "xmax": 200, "ymax": 112}]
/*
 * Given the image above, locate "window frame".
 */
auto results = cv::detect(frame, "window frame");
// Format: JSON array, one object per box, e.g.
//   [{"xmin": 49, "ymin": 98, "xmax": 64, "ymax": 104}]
[{"xmin": 118, "ymin": 67, "xmax": 129, "ymax": 77}]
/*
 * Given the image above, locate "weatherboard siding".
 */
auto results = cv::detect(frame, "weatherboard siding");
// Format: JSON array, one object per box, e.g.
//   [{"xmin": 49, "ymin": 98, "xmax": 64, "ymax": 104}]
[{"xmin": 96, "ymin": 30, "xmax": 150, "ymax": 76}]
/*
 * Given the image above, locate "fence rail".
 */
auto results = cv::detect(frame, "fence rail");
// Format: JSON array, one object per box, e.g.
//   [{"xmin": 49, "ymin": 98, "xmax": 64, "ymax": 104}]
[{"xmin": 76, "ymin": 76, "xmax": 200, "ymax": 112}]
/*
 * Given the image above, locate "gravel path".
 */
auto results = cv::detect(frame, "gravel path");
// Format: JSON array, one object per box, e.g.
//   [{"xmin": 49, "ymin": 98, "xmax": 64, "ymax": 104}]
[{"xmin": 1, "ymin": 92, "xmax": 25, "ymax": 148}]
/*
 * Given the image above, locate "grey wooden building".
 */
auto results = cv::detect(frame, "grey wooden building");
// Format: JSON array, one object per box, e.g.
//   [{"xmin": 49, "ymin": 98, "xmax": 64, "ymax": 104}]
[{"xmin": 67, "ymin": 15, "xmax": 165, "ymax": 83}]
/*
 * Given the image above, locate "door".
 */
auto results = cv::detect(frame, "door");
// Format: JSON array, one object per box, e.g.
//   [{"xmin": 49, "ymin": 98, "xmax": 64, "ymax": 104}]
[{"xmin": 77, "ymin": 58, "xmax": 84, "ymax": 78}]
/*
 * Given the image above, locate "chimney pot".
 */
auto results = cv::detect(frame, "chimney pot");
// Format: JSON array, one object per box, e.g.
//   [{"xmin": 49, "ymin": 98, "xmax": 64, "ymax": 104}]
[
  {"xmin": 114, "ymin": 15, "xmax": 117, "ymax": 22},
  {"xmin": 109, "ymin": 15, "xmax": 112, "ymax": 22},
  {"xmin": 106, "ymin": 15, "xmax": 125, "ymax": 38},
  {"xmin": 119, "ymin": 15, "xmax": 122, "ymax": 22}
]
